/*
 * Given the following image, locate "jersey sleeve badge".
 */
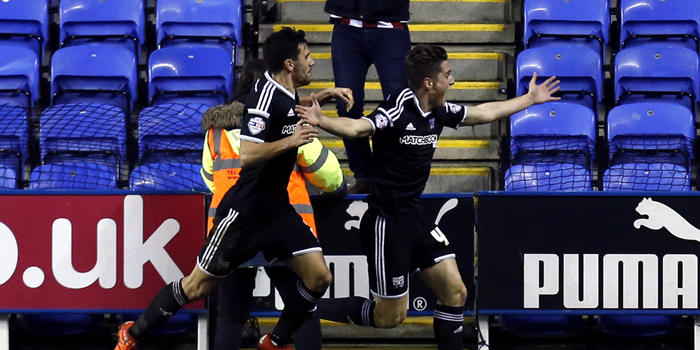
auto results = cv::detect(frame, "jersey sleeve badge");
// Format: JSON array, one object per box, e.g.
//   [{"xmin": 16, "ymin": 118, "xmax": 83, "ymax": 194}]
[{"xmin": 248, "ymin": 117, "xmax": 266, "ymax": 135}]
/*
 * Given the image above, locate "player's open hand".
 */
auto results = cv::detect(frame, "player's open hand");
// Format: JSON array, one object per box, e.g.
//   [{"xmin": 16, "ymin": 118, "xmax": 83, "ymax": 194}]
[
  {"xmin": 295, "ymin": 93, "xmax": 324, "ymax": 126},
  {"xmin": 528, "ymin": 72, "xmax": 561, "ymax": 104},
  {"xmin": 290, "ymin": 120, "xmax": 318, "ymax": 147}
]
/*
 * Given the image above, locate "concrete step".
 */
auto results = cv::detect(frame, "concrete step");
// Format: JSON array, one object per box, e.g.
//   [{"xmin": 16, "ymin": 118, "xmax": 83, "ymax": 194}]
[
  {"xmin": 300, "ymin": 81, "xmax": 507, "ymax": 102},
  {"xmin": 277, "ymin": 0, "xmax": 510, "ymax": 24},
  {"xmin": 308, "ymin": 49, "xmax": 506, "ymax": 82},
  {"xmin": 320, "ymin": 138, "xmax": 500, "ymax": 161},
  {"xmin": 264, "ymin": 23, "xmax": 515, "ymax": 44},
  {"xmin": 340, "ymin": 163, "xmax": 494, "ymax": 192}
]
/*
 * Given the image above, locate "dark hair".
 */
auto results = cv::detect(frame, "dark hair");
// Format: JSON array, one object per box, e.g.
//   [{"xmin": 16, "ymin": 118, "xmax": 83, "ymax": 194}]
[
  {"xmin": 262, "ymin": 27, "xmax": 308, "ymax": 74},
  {"xmin": 405, "ymin": 44, "xmax": 448, "ymax": 90},
  {"xmin": 234, "ymin": 58, "xmax": 267, "ymax": 100}
]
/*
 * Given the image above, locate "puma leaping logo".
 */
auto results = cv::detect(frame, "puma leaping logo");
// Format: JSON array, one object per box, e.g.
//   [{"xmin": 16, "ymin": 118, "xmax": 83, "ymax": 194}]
[{"xmin": 634, "ymin": 197, "xmax": 700, "ymax": 243}]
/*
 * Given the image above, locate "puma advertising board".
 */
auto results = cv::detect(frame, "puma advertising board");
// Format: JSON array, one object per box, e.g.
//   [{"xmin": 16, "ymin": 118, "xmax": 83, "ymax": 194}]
[{"xmin": 477, "ymin": 192, "xmax": 700, "ymax": 315}]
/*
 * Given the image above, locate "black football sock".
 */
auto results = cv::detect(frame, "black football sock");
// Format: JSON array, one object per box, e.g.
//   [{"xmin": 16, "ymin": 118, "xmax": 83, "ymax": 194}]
[
  {"xmin": 316, "ymin": 296, "xmax": 376, "ymax": 328},
  {"xmin": 270, "ymin": 281, "xmax": 324, "ymax": 346},
  {"xmin": 433, "ymin": 304, "xmax": 464, "ymax": 350},
  {"xmin": 129, "ymin": 278, "xmax": 191, "ymax": 340}
]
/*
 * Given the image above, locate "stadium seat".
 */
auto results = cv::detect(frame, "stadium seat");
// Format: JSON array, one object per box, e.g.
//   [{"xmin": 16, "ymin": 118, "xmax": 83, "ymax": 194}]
[
  {"xmin": 156, "ymin": 0, "xmax": 242, "ymax": 62},
  {"xmin": 120, "ymin": 313, "xmax": 198, "ymax": 337},
  {"xmin": 40, "ymin": 103, "xmax": 127, "ymax": 173},
  {"xmin": 18, "ymin": 313, "xmax": 104, "ymax": 337},
  {"xmin": 0, "ymin": 46, "xmax": 40, "ymax": 109},
  {"xmin": 603, "ymin": 103, "xmax": 693, "ymax": 191},
  {"xmin": 30, "ymin": 162, "xmax": 118, "ymax": 189},
  {"xmin": 51, "ymin": 45, "xmax": 137, "ymax": 115},
  {"xmin": 510, "ymin": 102, "xmax": 596, "ymax": 171},
  {"xmin": 0, "ymin": 0, "xmax": 49, "ymax": 64},
  {"xmin": 524, "ymin": 0, "xmax": 610, "ymax": 57},
  {"xmin": 620, "ymin": 0, "xmax": 700, "ymax": 52},
  {"xmin": 614, "ymin": 46, "xmax": 700, "ymax": 115},
  {"xmin": 504, "ymin": 163, "xmax": 592, "ymax": 191},
  {"xmin": 498, "ymin": 315, "xmax": 584, "ymax": 336},
  {"xmin": 597, "ymin": 315, "xmax": 684, "ymax": 337},
  {"xmin": 148, "ymin": 46, "xmax": 233, "ymax": 107},
  {"xmin": 59, "ymin": 0, "xmax": 145, "ymax": 60},
  {"xmin": 138, "ymin": 103, "xmax": 207, "ymax": 163},
  {"xmin": 0, "ymin": 104, "xmax": 30, "ymax": 187},
  {"xmin": 516, "ymin": 46, "xmax": 603, "ymax": 114},
  {"xmin": 130, "ymin": 163, "xmax": 207, "ymax": 191}
]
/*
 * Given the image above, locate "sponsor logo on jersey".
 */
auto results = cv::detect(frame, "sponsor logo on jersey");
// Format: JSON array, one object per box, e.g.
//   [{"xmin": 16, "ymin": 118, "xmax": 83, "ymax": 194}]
[
  {"xmin": 248, "ymin": 117, "xmax": 266, "ymax": 135},
  {"xmin": 375, "ymin": 114, "xmax": 389, "ymax": 130},
  {"xmin": 399, "ymin": 134, "xmax": 438, "ymax": 148},
  {"xmin": 282, "ymin": 124, "xmax": 297, "ymax": 135},
  {"xmin": 405, "ymin": 123, "xmax": 416, "ymax": 131},
  {"xmin": 287, "ymin": 108, "xmax": 295, "ymax": 117}
]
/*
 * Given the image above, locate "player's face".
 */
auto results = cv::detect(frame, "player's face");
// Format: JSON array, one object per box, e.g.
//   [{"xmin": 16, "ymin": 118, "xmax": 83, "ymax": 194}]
[
  {"xmin": 292, "ymin": 44, "xmax": 314, "ymax": 87},
  {"xmin": 431, "ymin": 60, "xmax": 455, "ymax": 106}
]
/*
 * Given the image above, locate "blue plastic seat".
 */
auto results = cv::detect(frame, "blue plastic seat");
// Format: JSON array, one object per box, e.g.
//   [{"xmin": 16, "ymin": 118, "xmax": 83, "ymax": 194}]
[
  {"xmin": 597, "ymin": 315, "xmax": 683, "ymax": 337},
  {"xmin": 0, "ymin": 47, "xmax": 40, "ymax": 108},
  {"xmin": 505, "ymin": 163, "xmax": 592, "ymax": 191},
  {"xmin": 0, "ymin": 0, "xmax": 48, "ymax": 65},
  {"xmin": 148, "ymin": 47, "xmax": 233, "ymax": 107},
  {"xmin": 604, "ymin": 163, "xmax": 690, "ymax": 191},
  {"xmin": 156, "ymin": 0, "xmax": 242, "ymax": 62},
  {"xmin": 138, "ymin": 103, "xmax": 207, "ymax": 163},
  {"xmin": 524, "ymin": 0, "xmax": 610, "ymax": 57},
  {"xmin": 499, "ymin": 315, "xmax": 584, "ymax": 337},
  {"xmin": 59, "ymin": 0, "xmax": 145, "ymax": 60},
  {"xmin": 620, "ymin": 0, "xmax": 700, "ymax": 52},
  {"xmin": 0, "ymin": 104, "xmax": 30, "ymax": 186},
  {"xmin": 30, "ymin": 162, "xmax": 118, "ymax": 189},
  {"xmin": 516, "ymin": 46, "xmax": 603, "ymax": 113},
  {"xmin": 614, "ymin": 46, "xmax": 700, "ymax": 114},
  {"xmin": 120, "ymin": 313, "xmax": 198, "ymax": 337},
  {"xmin": 40, "ymin": 103, "xmax": 127, "ymax": 172},
  {"xmin": 51, "ymin": 45, "xmax": 137, "ymax": 115},
  {"xmin": 510, "ymin": 102, "xmax": 596, "ymax": 170},
  {"xmin": 18, "ymin": 313, "xmax": 104, "ymax": 337},
  {"xmin": 130, "ymin": 163, "xmax": 206, "ymax": 191}
]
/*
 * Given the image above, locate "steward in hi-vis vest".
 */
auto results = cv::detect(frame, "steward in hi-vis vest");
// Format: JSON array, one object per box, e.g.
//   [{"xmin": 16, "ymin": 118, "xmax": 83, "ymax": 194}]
[{"xmin": 200, "ymin": 102, "xmax": 347, "ymax": 234}]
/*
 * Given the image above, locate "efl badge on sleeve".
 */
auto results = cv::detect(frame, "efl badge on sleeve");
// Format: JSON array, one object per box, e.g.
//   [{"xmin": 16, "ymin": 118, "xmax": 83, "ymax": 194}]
[{"xmin": 248, "ymin": 117, "xmax": 266, "ymax": 135}]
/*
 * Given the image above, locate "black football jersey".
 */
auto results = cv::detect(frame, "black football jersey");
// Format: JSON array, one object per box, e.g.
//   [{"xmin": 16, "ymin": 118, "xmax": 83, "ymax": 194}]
[{"xmin": 363, "ymin": 87, "xmax": 468, "ymax": 218}]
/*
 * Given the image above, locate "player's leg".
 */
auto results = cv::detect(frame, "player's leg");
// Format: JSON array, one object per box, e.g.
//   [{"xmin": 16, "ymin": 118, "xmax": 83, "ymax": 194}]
[
  {"xmin": 266, "ymin": 266, "xmax": 323, "ymax": 350},
  {"xmin": 316, "ymin": 212, "xmax": 411, "ymax": 329},
  {"xmin": 212, "ymin": 267, "xmax": 258, "ymax": 350},
  {"xmin": 414, "ymin": 221, "xmax": 468, "ymax": 350},
  {"xmin": 331, "ymin": 23, "xmax": 374, "ymax": 188}
]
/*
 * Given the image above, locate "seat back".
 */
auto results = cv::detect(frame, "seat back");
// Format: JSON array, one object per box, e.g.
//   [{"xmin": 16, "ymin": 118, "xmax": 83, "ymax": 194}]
[
  {"xmin": 148, "ymin": 46, "xmax": 233, "ymax": 106},
  {"xmin": 138, "ymin": 103, "xmax": 207, "ymax": 162},
  {"xmin": 620, "ymin": 0, "xmax": 700, "ymax": 51},
  {"xmin": 524, "ymin": 0, "xmax": 610, "ymax": 57},
  {"xmin": 614, "ymin": 47, "xmax": 700, "ymax": 111},
  {"xmin": 59, "ymin": 0, "xmax": 145, "ymax": 58},
  {"xmin": 604, "ymin": 163, "xmax": 690, "ymax": 191},
  {"xmin": 0, "ymin": 47, "xmax": 40, "ymax": 107},
  {"xmin": 505, "ymin": 163, "xmax": 592, "ymax": 191},
  {"xmin": 0, "ymin": 0, "xmax": 49, "ymax": 62},
  {"xmin": 40, "ymin": 103, "xmax": 126, "ymax": 168},
  {"xmin": 156, "ymin": 0, "xmax": 242, "ymax": 53},
  {"xmin": 517, "ymin": 46, "xmax": 603, "ymax": 111},
  {"xmin": 51, "ymin": 45, "xmax": 137, "ymax": 112},
  {"xmin": 30, "ymin": 162, "xmax": 118, "ymax": 189},
  {"xmin": 130, "ymin": 163, "xmax": 206, "ymax": 191}
]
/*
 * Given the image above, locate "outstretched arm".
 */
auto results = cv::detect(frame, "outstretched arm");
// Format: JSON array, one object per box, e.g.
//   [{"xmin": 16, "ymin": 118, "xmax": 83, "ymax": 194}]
[
  {"xmin": 296, "ymin": 94, "xmax": 373, "ymax": 139},
  {"xmin": 462, "ymin": 72, "xmax": 561, "ymax": 126},
  {"xmin": 239, "ymin": 121, "xmax": 319, "ymax": 166}
]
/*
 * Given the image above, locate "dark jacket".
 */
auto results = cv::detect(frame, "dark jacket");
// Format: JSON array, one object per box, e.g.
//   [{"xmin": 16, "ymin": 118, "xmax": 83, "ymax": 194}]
[{"xmin": 325, "ymin": 0, "xmax": 409, "ymax": 22}]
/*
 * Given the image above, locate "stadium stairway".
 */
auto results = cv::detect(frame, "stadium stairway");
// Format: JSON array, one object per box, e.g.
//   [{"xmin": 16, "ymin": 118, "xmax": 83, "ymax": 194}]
[{"xmin": 260, "ymin": 0, "xmax": 516, "ymax": 192}]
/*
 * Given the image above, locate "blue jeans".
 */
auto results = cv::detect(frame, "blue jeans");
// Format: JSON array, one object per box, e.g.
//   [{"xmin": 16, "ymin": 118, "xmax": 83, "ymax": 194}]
[{"xmin": 331, "ymin": 23, "xmax": 411, "ymax": 181}]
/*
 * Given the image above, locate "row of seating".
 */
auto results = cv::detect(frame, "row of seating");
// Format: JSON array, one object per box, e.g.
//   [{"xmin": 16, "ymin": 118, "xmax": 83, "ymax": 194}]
[
  {"xmin": 524, "ymin": 0, "xmax": 700, "ymax": 57},
  {"xmin": 0, "ymin": 0, "xmax": 243, "ymax": 63}
]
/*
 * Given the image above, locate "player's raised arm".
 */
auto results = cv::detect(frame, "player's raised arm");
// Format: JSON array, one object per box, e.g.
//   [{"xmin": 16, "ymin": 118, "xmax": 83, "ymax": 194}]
[
  {"xmin": 296, "ymin": 93, "xmax": 373, "ymax": 138},
  {"xmin": 461, "ymin": 72, "xmax": 561, "ymax": 126},
  {"xmin": 240, "ymin": 121, "xmax": 318, "ymax": 166}
]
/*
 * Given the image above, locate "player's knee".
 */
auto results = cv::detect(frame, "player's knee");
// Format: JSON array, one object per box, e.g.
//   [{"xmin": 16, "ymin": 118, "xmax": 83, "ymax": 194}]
[
  {"xmin": 373, "ymin": 307, "xmax": 407, "ymax": 329},
  {"xmin": 439, "ymin": 283, "xmax": 467, "ymax": 307},
  {"xmin": 305, "ymin": 270, "xmax": 332, "ymax": 293},
  {"xmin": 181, "ymin": 275, "xmax": 215, "ymax": 301}
]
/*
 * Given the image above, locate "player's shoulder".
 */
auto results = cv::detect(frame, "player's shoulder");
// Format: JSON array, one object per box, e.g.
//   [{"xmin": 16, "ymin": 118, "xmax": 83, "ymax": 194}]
[
  {"xmin": 376, "ymin": 87, "xmax": 414, "ymax": 122},
  {"xmin": 247, "ymin": 74, "xmax": 279, "ymax": 118}
]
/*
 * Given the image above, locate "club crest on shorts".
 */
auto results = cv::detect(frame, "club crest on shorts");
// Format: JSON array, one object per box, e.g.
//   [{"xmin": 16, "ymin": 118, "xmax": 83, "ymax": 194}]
[
  {"xmin": 392, "ymin": 276, "xmax": 405, "ymax": 289},
  {"xmin": 375, "ymin": 114, "xmax": 389, "ymax": 130},
  {"xmin": 248, "ymin": 117, "xmax": 266, "ymax": 135}
]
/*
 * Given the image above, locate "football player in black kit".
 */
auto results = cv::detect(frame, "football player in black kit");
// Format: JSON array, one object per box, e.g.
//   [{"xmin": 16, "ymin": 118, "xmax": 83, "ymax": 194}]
[
  {"xmin": 296, "ymin": 43, "xmax": 561, "ymax": 350},
  {"xmin": 115, "ymin": 28, "xmax": 338, "ymax": 350}
]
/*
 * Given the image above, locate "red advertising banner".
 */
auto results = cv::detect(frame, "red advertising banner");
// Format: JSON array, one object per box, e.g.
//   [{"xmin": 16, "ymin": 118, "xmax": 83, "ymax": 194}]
[{"xmin": 0, "ymin": 193, "xmax": 206, "ymax": 311}]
